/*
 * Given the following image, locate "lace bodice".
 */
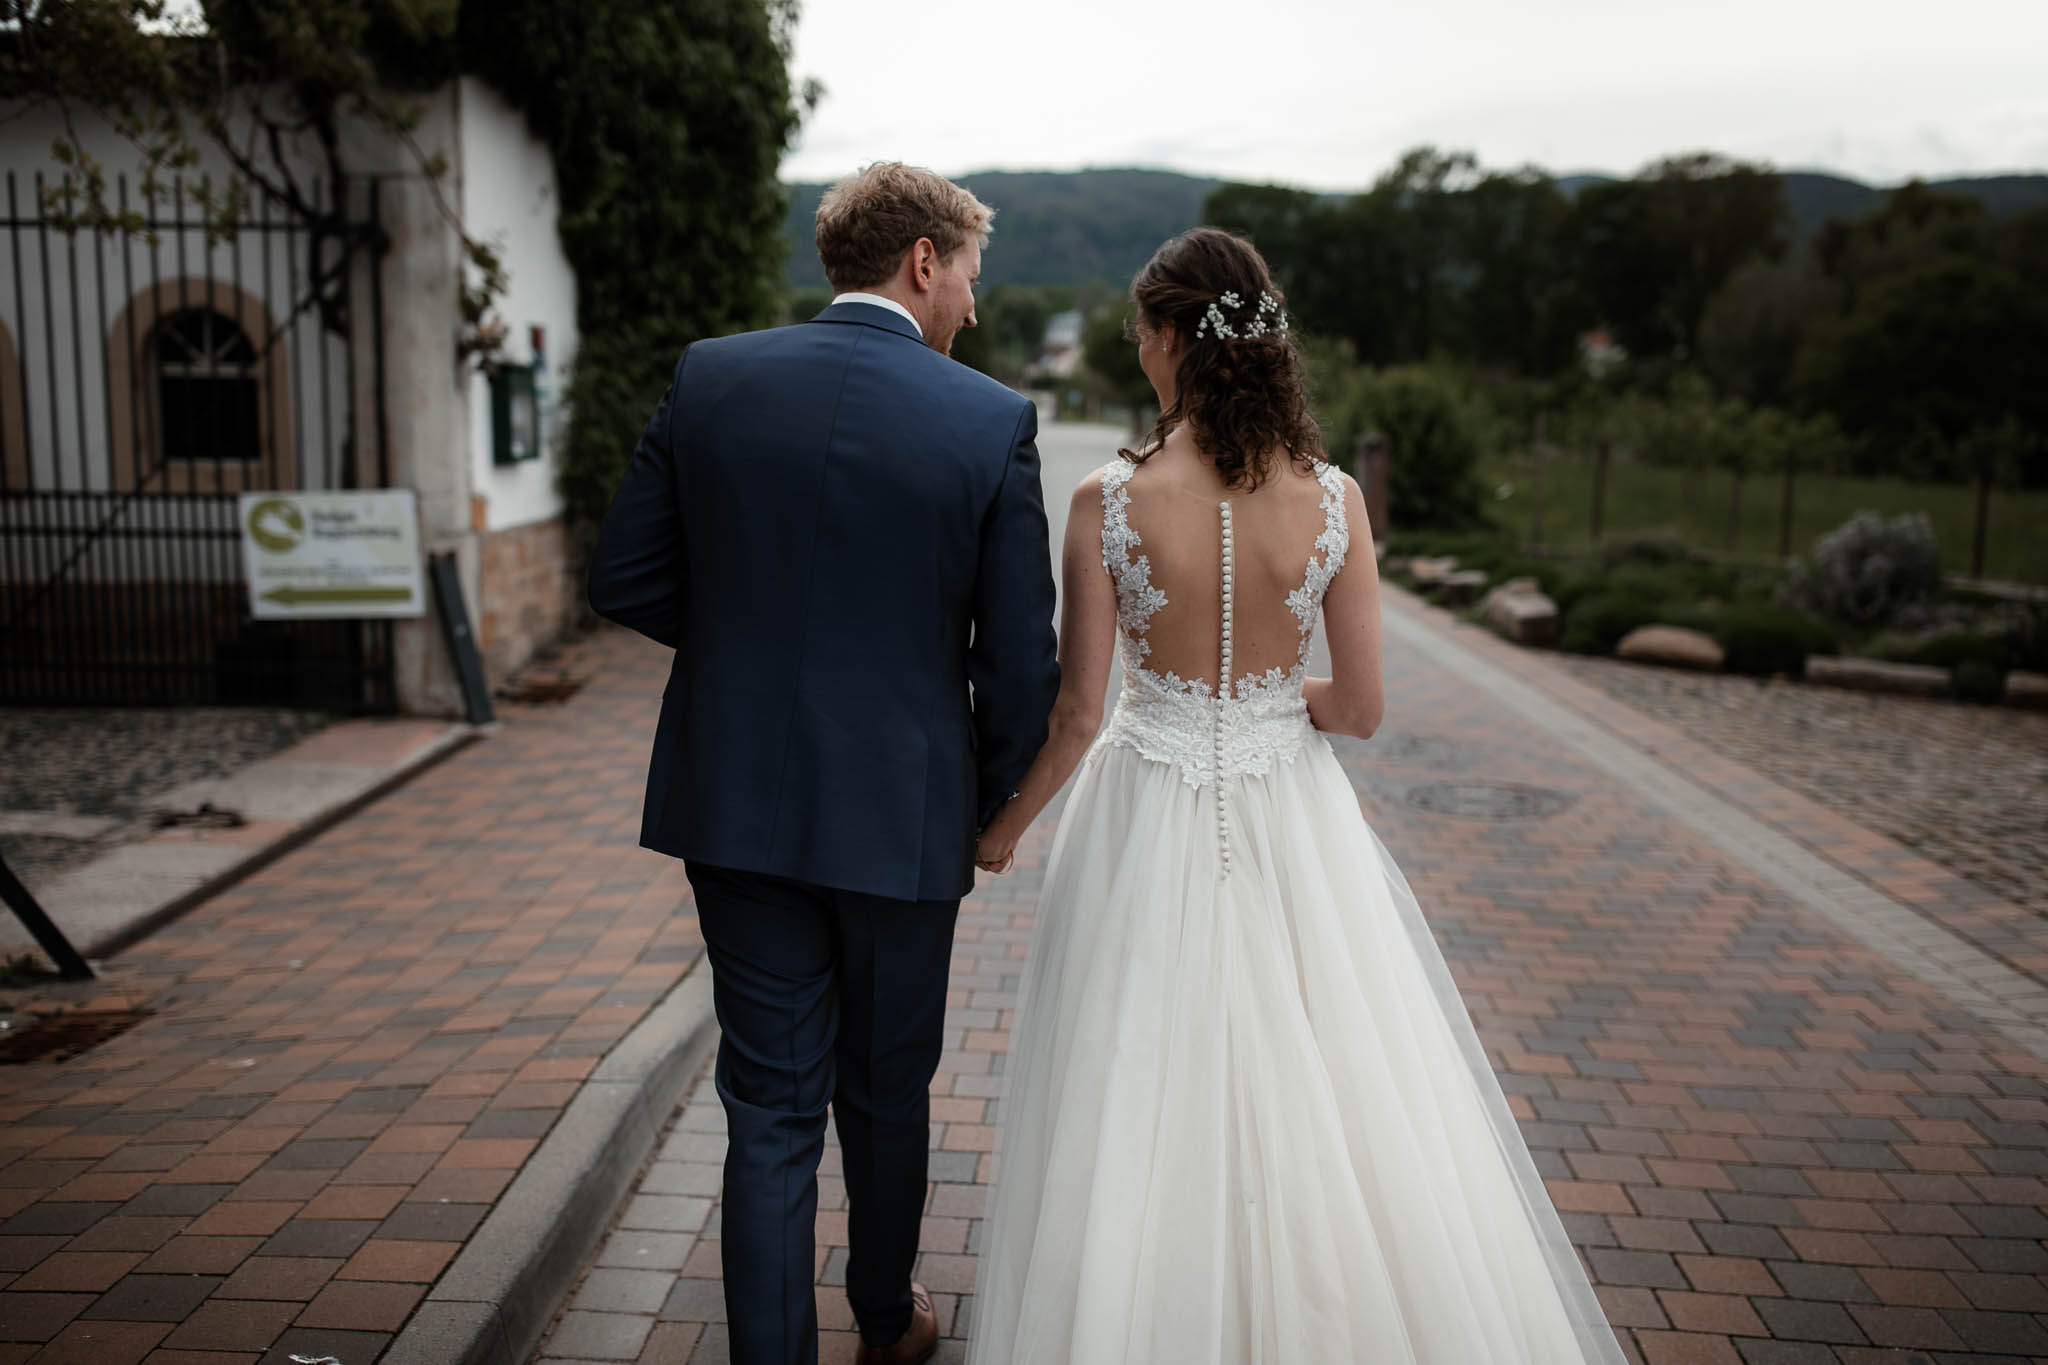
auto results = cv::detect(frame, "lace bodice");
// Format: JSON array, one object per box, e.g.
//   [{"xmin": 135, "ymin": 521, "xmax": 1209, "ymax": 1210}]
[{"xmin": 1095, "ymin": 457, "xmax": 1349, "ymax": 872}]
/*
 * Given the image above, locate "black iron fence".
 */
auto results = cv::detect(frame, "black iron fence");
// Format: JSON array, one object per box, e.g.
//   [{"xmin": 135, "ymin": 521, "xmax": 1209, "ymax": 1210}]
[{"xmin": 0, "ymin": 173, "xmax": 396, "ymax": 710}]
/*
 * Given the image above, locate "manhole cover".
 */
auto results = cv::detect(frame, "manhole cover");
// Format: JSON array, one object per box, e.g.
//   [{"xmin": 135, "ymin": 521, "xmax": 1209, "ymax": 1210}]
[
  {"xmin": 0, "ymin": 1010, "xmax": 150, "ymax": 1065},
  {"xmin": 1403, "ymin": 781, "xmax": 1573, "ymax": 821}
]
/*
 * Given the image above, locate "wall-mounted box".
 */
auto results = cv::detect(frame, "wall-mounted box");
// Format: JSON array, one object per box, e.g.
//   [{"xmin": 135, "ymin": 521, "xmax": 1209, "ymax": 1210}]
[{"xmin": 491, "ymin": 364, "xmax": 539, "ymax": 465}]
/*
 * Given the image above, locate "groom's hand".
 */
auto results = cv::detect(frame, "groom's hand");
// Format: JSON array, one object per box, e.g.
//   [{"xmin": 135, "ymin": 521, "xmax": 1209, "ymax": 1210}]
[{"xmin": 975, "ymin": 820, "xmax": 1019, "ymax": 875}]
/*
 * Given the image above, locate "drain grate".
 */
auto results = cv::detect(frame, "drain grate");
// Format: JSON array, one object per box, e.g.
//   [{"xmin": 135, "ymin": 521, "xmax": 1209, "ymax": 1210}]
[
  {"xmin": 1404, "ymin": 781, "xmax": 1574, "ymax": 821},
  {"xmin": 0, "ymin": 1010, "xmax": 150, "ymax": 1064}
]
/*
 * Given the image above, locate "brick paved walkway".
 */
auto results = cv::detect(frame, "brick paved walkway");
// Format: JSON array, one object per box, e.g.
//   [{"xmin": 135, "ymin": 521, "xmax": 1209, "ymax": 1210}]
[
  {"xmin": 9, "ymin": 579, "xmax": 2048, "ymax": 1365},
  {"xmin": 0, "ymin": 627, "xmax": 697, "ymax": 1365},
  {"xmin": 533, "ymin": 590, "xmax": 2048, "ymax": 1365}
]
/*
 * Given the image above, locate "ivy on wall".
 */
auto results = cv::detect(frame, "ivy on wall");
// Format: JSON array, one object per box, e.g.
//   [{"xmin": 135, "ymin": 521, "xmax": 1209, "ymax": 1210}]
[{"xmin": 456, "ymin": 0, "xmax": 813, "ymax": 524}]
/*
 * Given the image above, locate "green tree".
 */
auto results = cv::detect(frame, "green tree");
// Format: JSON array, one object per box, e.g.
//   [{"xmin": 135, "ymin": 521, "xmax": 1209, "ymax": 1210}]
[
  {"xmin": 1696, "ymin": 248, "xmax": 1835, "ymax": 406},
  {"xmin": 1080, "ymin": 307, "xmax": 1152, "ymax": 433},
  {"xmin": 1568, "ymin": 153, "xmax": 1790, "ymax": 361},
  {"xmin": 1794, "ymin": 253, "xmax": 2048, "ymax": 465},
  {"xmin": 1453, "ymin": 168, "xmax": 1591, "ymax": 376}
]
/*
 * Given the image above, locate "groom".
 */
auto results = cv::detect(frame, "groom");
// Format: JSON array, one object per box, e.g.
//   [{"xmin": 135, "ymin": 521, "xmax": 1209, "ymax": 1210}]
[{"xmin": 587, "ymin": 162, "xmax": 1059, "ymax": 1365}]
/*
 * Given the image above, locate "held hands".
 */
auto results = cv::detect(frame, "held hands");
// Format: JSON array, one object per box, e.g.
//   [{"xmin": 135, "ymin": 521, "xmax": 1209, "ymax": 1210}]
[{"xmin": 976, "ymin": 801, "xmax": 1025, "ymax": 875}]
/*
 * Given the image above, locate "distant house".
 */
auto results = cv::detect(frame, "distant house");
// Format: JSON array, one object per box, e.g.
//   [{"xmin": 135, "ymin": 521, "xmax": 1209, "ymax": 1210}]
[
  {"xmin": 0, "ymin": 78, "xmax": 580, "ymax": 715},
  {"xmin": 1026, "ymin": 309, "xmax": 1086, "ymax": 384},
  {"xmin": 1578, "ymin": 328, "xmax": 1627, "ymax": 380}
]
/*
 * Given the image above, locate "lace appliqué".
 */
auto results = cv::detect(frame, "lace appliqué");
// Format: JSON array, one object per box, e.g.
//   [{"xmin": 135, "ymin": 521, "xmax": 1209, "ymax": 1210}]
[
  {"xmin": 1099, "ymin": 460, "xmax": 1166, "ymax": 676},
  {"xmin": 1094, "ymin": 460, "xmax": 1351, "ymax": 797}
]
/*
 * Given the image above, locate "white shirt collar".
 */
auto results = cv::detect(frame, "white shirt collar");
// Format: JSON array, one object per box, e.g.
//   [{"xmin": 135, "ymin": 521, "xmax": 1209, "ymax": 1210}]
[{"xmin": 831, "ymin": 291, "xmax": 923, "ymax": 338}]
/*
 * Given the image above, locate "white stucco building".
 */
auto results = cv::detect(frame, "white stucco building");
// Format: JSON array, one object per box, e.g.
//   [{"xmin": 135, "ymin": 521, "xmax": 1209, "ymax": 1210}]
[{"xmin": 0, "ymin": 76, "xmax": 581, "ymax": 714}]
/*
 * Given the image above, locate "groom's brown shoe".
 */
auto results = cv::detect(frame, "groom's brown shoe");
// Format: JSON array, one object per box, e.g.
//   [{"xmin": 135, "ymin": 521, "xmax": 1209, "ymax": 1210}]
[{"xmin": 854, "ymin": 1281, "xmax": 938, "ymax": 1365}]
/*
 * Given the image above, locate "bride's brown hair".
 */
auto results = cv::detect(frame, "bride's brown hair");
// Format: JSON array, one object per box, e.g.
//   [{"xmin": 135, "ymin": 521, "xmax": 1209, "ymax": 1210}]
[{"xmin": 1119, "ymin": 227, "xmax": 1323, "ymax": 490}]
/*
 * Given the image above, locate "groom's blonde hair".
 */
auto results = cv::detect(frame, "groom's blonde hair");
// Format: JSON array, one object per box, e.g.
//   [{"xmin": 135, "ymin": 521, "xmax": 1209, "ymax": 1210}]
[{"xmin": 815, "ymin": 162, "xmax": 994, "ymax": 291}]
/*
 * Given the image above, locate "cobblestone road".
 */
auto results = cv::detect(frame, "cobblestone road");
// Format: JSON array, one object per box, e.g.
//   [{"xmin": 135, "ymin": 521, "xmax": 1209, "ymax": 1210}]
[{"xmin": 1548, "ymin": 653, "xmax": 2048, "ymax": 922}]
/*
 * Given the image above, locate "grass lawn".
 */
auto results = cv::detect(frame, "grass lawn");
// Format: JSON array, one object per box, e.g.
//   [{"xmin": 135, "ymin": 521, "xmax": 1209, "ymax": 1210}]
[{"xmin": 1478, "ymin": 450, "xmax": 2048, "ymax": 585}]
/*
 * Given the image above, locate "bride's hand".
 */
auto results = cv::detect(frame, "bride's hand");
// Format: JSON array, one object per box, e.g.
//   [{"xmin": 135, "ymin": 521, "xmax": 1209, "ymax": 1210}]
[
  {"xmin": 976, "ymin": 809, "xmax": 1023, "ymax": 874},
  {"xmin": 975, "ymin": 830, "xmax": 1016, "ymax": 874}
]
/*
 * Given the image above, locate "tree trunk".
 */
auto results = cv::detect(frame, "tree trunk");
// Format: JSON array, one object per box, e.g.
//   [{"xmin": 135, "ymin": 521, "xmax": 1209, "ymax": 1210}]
[
  {"xmin": 1973, "ymin": 471, "xmax": 1992, "ymax": 578},
  {"xmin": 1590, "ymin": 441, "xmax": 1609, "ymax": 541},
  {"xmin": 1778, "ymin": 455, "xmax": 1797, "ymax": 559}
]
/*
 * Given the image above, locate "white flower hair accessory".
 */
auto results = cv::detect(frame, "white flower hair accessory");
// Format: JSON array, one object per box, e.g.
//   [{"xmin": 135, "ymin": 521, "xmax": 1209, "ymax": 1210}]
[{"xmin": 1195, "ymin": 290, "xmax": 1289, "ymax": 340}]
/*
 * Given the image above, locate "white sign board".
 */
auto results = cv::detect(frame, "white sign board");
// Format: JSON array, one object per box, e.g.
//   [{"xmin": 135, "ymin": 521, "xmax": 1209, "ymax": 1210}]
[{"xmin": 239, "ymin": 490, "xmax": 426, "ymax": 619}]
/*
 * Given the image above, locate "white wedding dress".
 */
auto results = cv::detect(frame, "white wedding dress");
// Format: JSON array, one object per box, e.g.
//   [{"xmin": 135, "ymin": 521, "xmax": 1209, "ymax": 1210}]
[{"xmin": 966, "ymin": 458, "xmax": 1627, "ymax": 1365}]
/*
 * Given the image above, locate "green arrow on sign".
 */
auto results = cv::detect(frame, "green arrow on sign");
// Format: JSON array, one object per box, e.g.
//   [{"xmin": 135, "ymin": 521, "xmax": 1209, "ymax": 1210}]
[{"xmin": 261, "ymin": 585, "xmax": 414, "ymax": 606}]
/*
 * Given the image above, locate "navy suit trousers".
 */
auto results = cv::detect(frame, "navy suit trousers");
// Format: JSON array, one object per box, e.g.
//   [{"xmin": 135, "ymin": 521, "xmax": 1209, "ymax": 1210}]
[{"xmin": 685, "ymin": 862, "xmax": 960, "ymax": 1364}]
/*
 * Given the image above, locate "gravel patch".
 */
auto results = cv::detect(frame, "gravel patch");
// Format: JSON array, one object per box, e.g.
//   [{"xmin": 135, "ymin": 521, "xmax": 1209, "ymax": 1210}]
[
  {"xmin": 0, "ymin": 706, "xmax": 334, "ymax": 892},
  {"xmin": 1549, "ymin": 654, "xmax": 2048, "ymax": 917}
]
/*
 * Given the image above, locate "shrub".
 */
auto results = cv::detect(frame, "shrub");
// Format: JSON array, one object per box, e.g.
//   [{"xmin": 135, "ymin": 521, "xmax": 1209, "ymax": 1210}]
[
  {"xmin": 1560, "ymin": 593, "xmax": 1664, "ymax": 655},
  {"xmin": 1596, "ymin": 534, "xmax": 1693, "ymax": 573},
  {"xmin": 1952, "ymin": 658, "xmax": 2006, "ymax": 705},
  {"xmin": 1355, "ymin": 367, "xmax": 1490, "ymax": 531},
  {"xmin": 1997, "ymin": 601, "xmax": 2048, "ymax": 674},
  {"xmin": 1864, "ymin": 630, "xmax": 2010, "ymax": 671},
  {"xmin": 1781, "ymin": 511, "xmax": 1942, "ymax": 629},
  {"xmin": 1714, "ymin": 604, "xmax": 1836, "ymax": 678}
]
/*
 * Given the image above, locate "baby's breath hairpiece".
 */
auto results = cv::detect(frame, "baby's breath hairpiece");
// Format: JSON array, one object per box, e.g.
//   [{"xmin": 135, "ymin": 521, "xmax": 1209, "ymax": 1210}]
[{"xmin": 1195, "ymin": 290, "xmax": 1289, "ymax": 341}]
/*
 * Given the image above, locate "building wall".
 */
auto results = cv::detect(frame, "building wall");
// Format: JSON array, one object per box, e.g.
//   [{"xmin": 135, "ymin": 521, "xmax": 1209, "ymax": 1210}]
[
  {"xmin": 457, "ymin": 76, "xmax": 578, "ymax": 536},
  {"xmin": 456, "ymin": 76, "xmax": 581, "ymax": 686},
  {"xmin": 477, "ymin": 515, "xmax": 576, "ymax": 680},
  {"xmin": 0, "ymin": 84, "xmax": 579, "ymax": 710}
]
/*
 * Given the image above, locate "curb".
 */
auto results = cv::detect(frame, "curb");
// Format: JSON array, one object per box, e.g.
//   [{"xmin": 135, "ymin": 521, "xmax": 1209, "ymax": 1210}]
[
  {"xmin": 383, "ymin": 961, "xmax": 720, "ymax": 1365},
  {"xmin": 84, "ymin": 722, "xmax": 483, "ymax": 959}
]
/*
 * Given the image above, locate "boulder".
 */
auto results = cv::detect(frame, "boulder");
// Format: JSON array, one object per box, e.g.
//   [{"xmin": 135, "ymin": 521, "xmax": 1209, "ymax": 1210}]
[
  {"xmin": 1616, "ymin": 625, "xmax": 1724, "ymax": 671},
  {"xmin": 1804, "ymin": 655, "xmax": 1948, "ymax": 696},
  {"xmin": 1407, "ymin": 556, "xmax": 1459, "ymax": 587},
  {"xmin": 1435, "ymin": 569, "xmax": 1489, "ymax": 607},
  {"xmin": 1481, "ymin": 578, "xmax": 1558, "ymax": 647},
  {"xmin": 2004, "ymin": 670, "xmax": 2048, "ymax": 709}
]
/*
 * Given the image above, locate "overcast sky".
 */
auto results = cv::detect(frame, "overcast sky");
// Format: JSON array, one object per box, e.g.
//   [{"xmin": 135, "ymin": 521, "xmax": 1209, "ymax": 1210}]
[{"xmin": 782, "ymin": 0, "xmax": 2048, "ymax": 189}]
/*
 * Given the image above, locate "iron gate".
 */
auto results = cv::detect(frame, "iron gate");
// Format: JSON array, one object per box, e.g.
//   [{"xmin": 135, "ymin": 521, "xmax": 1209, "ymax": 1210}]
[{"xmin": 0, "ymin": 172, "xmax": 396, "ymax": 711}]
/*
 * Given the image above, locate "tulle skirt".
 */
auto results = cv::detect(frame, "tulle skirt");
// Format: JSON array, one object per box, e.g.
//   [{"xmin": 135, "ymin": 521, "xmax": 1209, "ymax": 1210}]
[{"xmin": 966, "ymin": 734, "xmax": 1628, "ymax": 1365}]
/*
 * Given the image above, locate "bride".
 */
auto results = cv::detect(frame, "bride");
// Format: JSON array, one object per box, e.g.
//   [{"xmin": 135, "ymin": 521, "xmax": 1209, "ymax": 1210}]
[{"xmin": 964, "ymin": 228, "xmax": 1628, "ymax": 1364}]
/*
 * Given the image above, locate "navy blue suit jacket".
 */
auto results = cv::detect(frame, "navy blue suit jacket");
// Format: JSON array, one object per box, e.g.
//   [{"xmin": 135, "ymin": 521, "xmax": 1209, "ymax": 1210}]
[{"xmin": 586, "ymin": 302, "xmax": 1060, "ymax": 902}]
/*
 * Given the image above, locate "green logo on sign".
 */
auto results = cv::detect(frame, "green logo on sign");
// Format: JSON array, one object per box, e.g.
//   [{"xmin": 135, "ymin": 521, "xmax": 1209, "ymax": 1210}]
[{"xmin": 247, "ymin": 497, "xmax": 304, "ymax": 553}]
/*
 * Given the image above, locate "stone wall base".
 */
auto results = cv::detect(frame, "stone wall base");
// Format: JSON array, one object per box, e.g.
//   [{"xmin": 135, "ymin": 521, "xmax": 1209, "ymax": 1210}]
[{"xmin": 478, "ymin": 516, "xmax": 578, "ymax": 683}]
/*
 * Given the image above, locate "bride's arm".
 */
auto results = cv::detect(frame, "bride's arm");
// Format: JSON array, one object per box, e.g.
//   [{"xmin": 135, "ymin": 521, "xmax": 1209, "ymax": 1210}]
[
  {"xmin": 975, "ymin": 473, "xmax": 1119, "ymax": 872},
  {"xmin": 1304, "ymin": 473, "xmax": 1385, "ymax": 741}
]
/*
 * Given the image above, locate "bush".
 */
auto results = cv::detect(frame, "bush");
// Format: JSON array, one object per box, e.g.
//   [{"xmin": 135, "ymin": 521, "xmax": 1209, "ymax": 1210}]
[
  {"xmin": 1781, "ymin": 511, "xmax": 1942, "ymax": 629},
  {"xmin": 1714, "ymin": 604, "xmax": 1836, "ymax": 678},
  {"xmin": 1952, "ymin": 658, "xmax": 2006, "ymax": 705},
  {"xmin": 1354, "ymin": 367, "xmax": 1490, "ymax": 531},
  {"xmin": 1997, "ymin": 601, "xmax": 2048, "ymax": 674},
  {"xmin": 1560, "ymin": 593, "xmax": 1665, "ymax": 655},
  {"xmin": 1863, "ymin": 629, "xmax": 2010, "ymax": 671},
  {"xmin": 1595, "ymin": 534, "xmax": 1693, "ymax": 573}
]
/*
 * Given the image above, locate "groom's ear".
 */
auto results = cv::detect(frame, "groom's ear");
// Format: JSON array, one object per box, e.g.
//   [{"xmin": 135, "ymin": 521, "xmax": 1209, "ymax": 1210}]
[{"xmin": 909, "ymin": 237, "xmax": 939, "ymax": 293}]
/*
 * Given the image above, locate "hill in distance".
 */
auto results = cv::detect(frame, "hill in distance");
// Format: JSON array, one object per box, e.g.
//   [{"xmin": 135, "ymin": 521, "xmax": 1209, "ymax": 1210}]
[{"xmin": 784, "ymin": 166, "xmax": 2048, "ymax": 289}]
